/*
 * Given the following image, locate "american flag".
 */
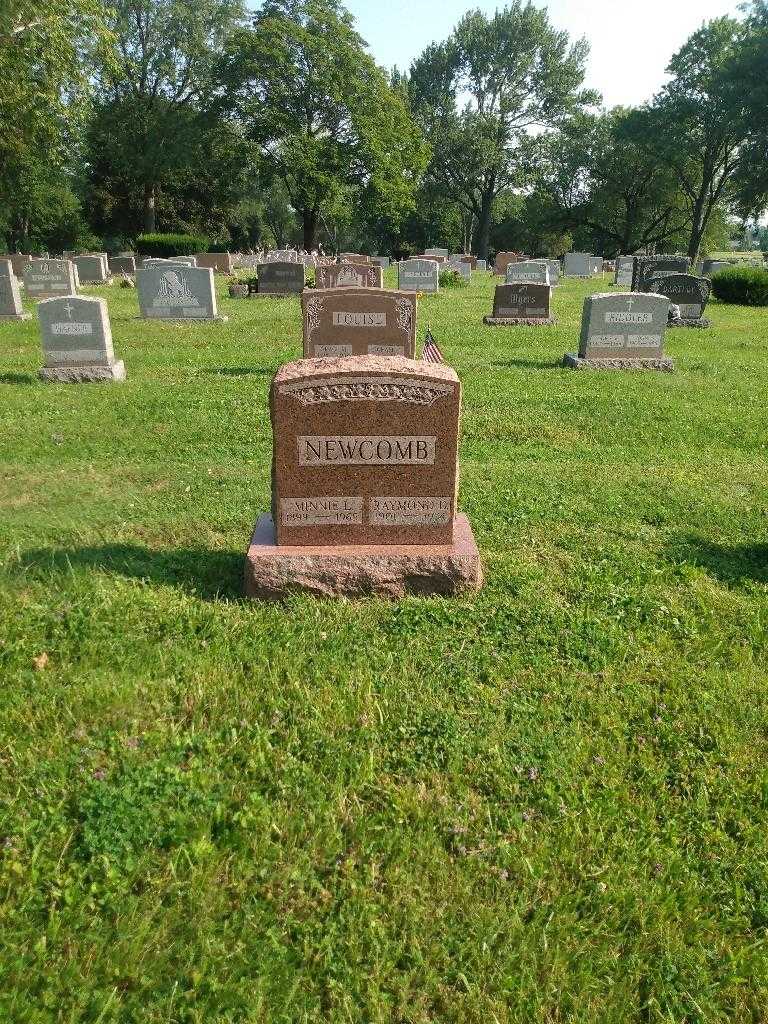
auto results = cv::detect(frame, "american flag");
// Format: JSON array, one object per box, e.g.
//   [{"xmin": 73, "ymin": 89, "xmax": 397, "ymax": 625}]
[{"xmin": 421, "ymin": 329, "xmax": 445, "ymax": 364}]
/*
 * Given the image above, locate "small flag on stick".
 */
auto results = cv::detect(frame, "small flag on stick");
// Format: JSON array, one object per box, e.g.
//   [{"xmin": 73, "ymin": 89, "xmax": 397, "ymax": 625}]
[{"xmin": 422, "ymin": 328, "xmax": 445, "ymax": 364}]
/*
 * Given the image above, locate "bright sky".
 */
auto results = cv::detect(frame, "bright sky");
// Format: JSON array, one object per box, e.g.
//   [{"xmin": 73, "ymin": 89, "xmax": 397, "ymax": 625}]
[{"xmin": 345, "ymin": 0, "xmax": 746, "ymax": 108}]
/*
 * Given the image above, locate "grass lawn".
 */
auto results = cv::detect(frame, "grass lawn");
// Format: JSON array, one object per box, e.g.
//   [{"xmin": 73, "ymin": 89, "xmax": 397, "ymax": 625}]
[{"xmin": 1, "ymin": 269, "xmax": 767, "ymax": 1023}]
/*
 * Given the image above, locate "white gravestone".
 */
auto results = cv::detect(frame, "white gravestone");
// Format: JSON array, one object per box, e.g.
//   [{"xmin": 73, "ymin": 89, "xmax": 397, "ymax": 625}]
[
  {"xmin": 38, "ymin": 296, "xmax": 125, "ymax": 381},
  {"xmin": 505, "ymin": 261, "xmax": 550, "ymax": 286}
]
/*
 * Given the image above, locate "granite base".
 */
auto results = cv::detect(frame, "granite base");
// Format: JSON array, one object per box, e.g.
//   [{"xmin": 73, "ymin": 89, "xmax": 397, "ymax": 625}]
[
  {"xmin": 39, "ymin": 360, "xmax": 126, "ymax": 383},
  {"xmin": 244, "ymin": 513, "xmax": 483, "ymax": 600},
  {"xmin": 563, "ymin": 353, "xmax": 674, "ymax": 372}
]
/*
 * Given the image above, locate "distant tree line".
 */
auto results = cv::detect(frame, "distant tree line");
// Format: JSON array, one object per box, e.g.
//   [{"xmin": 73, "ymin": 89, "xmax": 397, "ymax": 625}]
[{"xmin": 1, "ymin": 0, "xmax": 767, "ymax": 260}]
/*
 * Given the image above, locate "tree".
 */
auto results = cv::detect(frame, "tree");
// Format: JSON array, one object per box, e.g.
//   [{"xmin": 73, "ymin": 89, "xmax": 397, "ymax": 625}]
[
  {"xmin": 92, "ymin": 0, "xmax": 247, "ymax": 233},
  {"xmin": 648, "ymin": 17, "xmax": 754, "ymax": 263},
  {"xmin": 0, "ymin": 0, "xmax": 111, "ymax": 248},
  {"xmin": 729, "ymin": 1, "xmax": 768, "ymax": 219},
  {"xmin": 409, "ymin": 3, "xmax": 597, "ymax": 259},
  {"xmin": 226, "ymin": 0, "xmax": 428, "ymax": 250}
]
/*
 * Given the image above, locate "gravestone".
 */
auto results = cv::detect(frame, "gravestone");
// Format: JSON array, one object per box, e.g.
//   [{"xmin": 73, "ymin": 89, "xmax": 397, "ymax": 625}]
[
  {"xmin": 563, "ymin": 252, "xmax": 592, "ymax": 277},
  {"xmin": 398, "ymin": 258, "xmax": 439, "ymax": 293},
  {"xmin": 425, "ymin": 248, "xmax": 449, "ymax": 260},
  {"xmin": 136, "ymin": 265, "xmax": 224, "ymax": 320},
  {"xmin": 8, "ymin": 254, "xmax": 32, "ymax": 278},
  {"xmin": 484, "ymin": 283, "xmax": 554, "ymax": 326},
  {"xmin": 142, "ymin": 257, "xmax": 197, "ymax": 269},
  {"xmin": 256, "ymin": 261, "xmax": 305, "ymax": 296},
  {"xmin": 647, "ymin": 273, "xmax": 712, "ymax": 327},
  {"xmin": 37, "ymin": 296, "xmax": 125, "ymax": 382},
  {"xmin": 302, "ymin": 288, "xmax": 417, "ymax": 357},
  {"xmin": 447, "ymin": 258, "xmax": 471, "ymax": 281},
  {"xmin": 493, "ymin": 252, "xmax": 519, "ymax": 276},
  {"xmin": 75, "ymin": 254, "xmax": 110, "ymax": 284},
  {"xmin": 632, "ymin": 255, "xmax": 690, "ymax": 292},
  {"xmin": 373, "ymin": 256, "xmax": 391, "ymax": 268},
  {"xmin": 702, "ymin": 260, "xmax": 731, "ymax": 277},
  {"xmin": 244, "ymin": 355, "xmax": 482, "ymax": 598},
  {"xmin": 0, "ymin": 258, "xmax": 28, "ymax": 319},
  {"xmin": 476, "ymin": 259, "xmax": 488, "ymax": 272},
  {"xmin": 590, "ymin": 257, "xmax": 604, "ymax": 275},
  {"xmin": 505, "ymin": 261, "xmax": 550, "ymax": 285},
  {"xmin": 340, "ymin": 253, "xmax": 370, "ymax": 264},
  {"xmin": 316, "ymin": 263, "xmax": 383, "ymax": 290},
  {"xmin": 195, "ymin": 252, "xmax": 233, "ymax": 274},
  {"xmin": 108, "ymin": 256, "xmax": 136, "ymax": 276},
  {"xmin": 563, "ymin": 292, "xmax": 673, "ymax": 370},
  {"xmin": 614, "ymin": 257, "xmax": 634, "ymax": 287},
  {"xmin": 23, "ymin": 259, "xmax": 78, "ymax": 299}
]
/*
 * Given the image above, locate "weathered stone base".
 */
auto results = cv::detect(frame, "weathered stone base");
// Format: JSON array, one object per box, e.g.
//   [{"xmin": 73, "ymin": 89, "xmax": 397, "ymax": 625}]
[
  {"xmin": 483, "ymin": 316, "xmax": 556, "ymax": 327},
  {"xmin": 669, "ymin": 317, "xmax": 711, "ymax": 329},
  {"xmin": 562, "ymin": 353, "xmax": 674, "ymax": 372},
  {"xmin": 244, "ymin": 513, "xmax": 483, "ymax": 600},
  {"xmin": 0, "ymin": 313, "xmax": 30, "ymax": 320},
  {"xmin": 39, "ymin": 360, "xmax": 126, "ymax": 383}
]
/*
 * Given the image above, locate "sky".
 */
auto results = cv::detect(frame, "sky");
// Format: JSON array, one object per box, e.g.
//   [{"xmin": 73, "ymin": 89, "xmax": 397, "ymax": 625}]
[{"xmin": 344, "ymin": 0, "xmax": 746, "ymax": 108}]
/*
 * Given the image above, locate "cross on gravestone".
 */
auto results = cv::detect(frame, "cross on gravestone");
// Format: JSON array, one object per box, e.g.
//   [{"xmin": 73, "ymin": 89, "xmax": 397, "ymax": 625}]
[
  {"xmin": 484, "ymin": 283, "xmax": 554, "ymax": 326},
  {"xmin": 37, "ymin": 296, "xmax": 125, "ymax": 382},
  {"xmin": 302, "ymin": 288, "xmax": 417, "ymax": 358},
  {"xmin": 563, "ymin": 292, "xmax": 673, "ymax": 370},
  {"xmin": 74, "ymin": 254, "xmax": 110, "ymax": 284},
  {"xmin": 505, "ymin": 261, "xmax": 550, "ymax": 286},
  {"xmin": 256, "ymin": 261, "xmax": 306, "ymax": 295},
  {"xmin": 631, "ymin": 255, "xmax": 691, "ymax": 292},
  {"xmin": 397, "ymin": 259, "xmax": 440, "ymax": 293},
  {"xmin": 23, "ymin": 259, "xmax": 78, "ymax": 299},
  {"xmin": 647, "ymin": 274, "xmax": 712, "ymax": 326},
  {"xmin": 243, "ymin": 356, "xmax": 482, "ymax": 599},
  {"xmin": 195, "ymin": 253, "xmax": 233, "ymax": 275},
  {"xmin": 316, "ymin": 264, "xmax": 383, "ymax": 290},
  {"xmin": 0, "ymin": 258, "xmax": 28, "ymax": 319},
  {"xmin": 136, "ymin": 266, "xmax": 225, "ymax": 321}
]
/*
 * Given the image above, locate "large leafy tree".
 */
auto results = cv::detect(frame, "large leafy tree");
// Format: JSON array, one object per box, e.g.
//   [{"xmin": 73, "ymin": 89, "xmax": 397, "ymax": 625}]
[
  {"xmin": 91, "ymin": 0, "xmax": 248, "ymax": 234},
  {"xmin": 226, "ymin": 0, "xmax": 428, "ymax": 250},
  {"xmin": 409, "ymin": 2, "xmax": 597, "ymax": 259},
  {"xmin": 0, "ymin": 0, "xmax": 111, "ymax": 248},
  {"xmin": 648, "ymin": 17, "xmax": 755, "ymax": 263}
]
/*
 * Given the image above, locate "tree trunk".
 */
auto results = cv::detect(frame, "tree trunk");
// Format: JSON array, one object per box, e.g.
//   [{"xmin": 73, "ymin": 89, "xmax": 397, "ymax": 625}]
[
  {"xmin": 303, "ymin": 208, "xmax": 319, "ymax": 251},
  {"xmin": 475, "ymin": 192, "xmax": 494, "ymax": 260},
  {"xmin": 143, "ymin": 183, "xmax": 157, "ymax": 233}
]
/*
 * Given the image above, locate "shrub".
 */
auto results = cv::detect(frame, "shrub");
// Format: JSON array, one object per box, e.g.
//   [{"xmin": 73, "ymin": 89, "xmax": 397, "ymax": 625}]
[
  {"xmin": 710, "ymin": 266, "xmax": 768, "ymax": 306},
  {"xmin": 439, "ymin": 269, "xmax": 468, "ymax": 288},
  {"xmin": 136, "ymin": 233, "xmax": 209, "ymax": 258}
]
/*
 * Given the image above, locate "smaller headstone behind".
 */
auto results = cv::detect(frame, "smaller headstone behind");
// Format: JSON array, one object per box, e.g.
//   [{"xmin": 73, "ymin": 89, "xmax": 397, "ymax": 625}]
[
  {"xmin": 702, "ymin": 260, "xmax": 731, "ymax": 277},
  {"xmin": 108, "ymin": 256, "xmax": 136, "ymax": 276},
  {"xmin": 195, "ymin": 253, "xmax": 233, "ymax": 274},
  {"xmin": 9, "ymin": 254, "xmax": 32, "ymax": 278},
  {"xmin": 302, "ymin": 288, "xmax": 417, "ymax": 357},
  {"xmin": 647, "ymin": 274, "xmax": 712, "ymax": 326},
  {"xmin": 632, "ymin": 255, "xmax": 691, "ymax": 292},
  {"xmin": 316, "ymin": 263, "xmax": 382, "ymax": 289},
  {"xmin": 38, "ymin": 295, "xmax": 125, "ymax": 381},
  {"xmin": 484, "ymin": 283, "xmax": 554, "ymax": 326},
  {"xmin": 563, "ymin": 252, "xmax": 592, "ymax": 277},
  {"xmin": 398, "ymin": 258, "xmax": 439, "ymax": 293},
  {"xmin": 373, "ymin": 256, "xmax": 391, "ymax": 268},
  {"xmin": 448, "ymin": 257, "xmax": 471, "ymax": 281},
  {"xmin": 136, "ymin": 266, "xmax": 223, "ymax": 320},
  {"xmin": 505, "ymin": 261, "xmax": 550, "ymax": 286},
  {"xmin": 340, "ymin": 253, "xmax": 370, "ymax": 264},
  {"xmin": 75, "ymin": 254, "xmax": 110, "ymax": 284},
  {"xmin": 23, "ymin": 259, "xmax": 78, "ymax": 299},
  {"xmin": 614, "ymin": 257, "xmax": 634, "ymax": 287},
  {"xmin": 256, "ymin": 261, "xmax": 305, "ymax": 295},
  {"xmin": 0, "ymin": 258, "xmax": 28, "ymax": 319},
  {"xmin": 563, "ymin": 292, "xmax": 672, "ymax": 370},
  {"xmin": 424, "ymin": 248, "xmax": 449, "ymax": 260}
]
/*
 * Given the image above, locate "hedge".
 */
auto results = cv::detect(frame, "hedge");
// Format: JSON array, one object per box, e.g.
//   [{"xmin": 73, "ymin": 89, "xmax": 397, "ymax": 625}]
[
  {"xmin": 710, "ymin": 266, "xmax": 768, "ymax": 306},
  {"xmin": 136, "ymin": 233, "xmax": 209, "ymax": 258}
]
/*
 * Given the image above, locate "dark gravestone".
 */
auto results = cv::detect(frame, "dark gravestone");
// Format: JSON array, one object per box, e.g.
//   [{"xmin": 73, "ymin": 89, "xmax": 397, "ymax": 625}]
[
  {"xmin": 483, "ymin": 283, "xmax": 554, "ymax": 326},
  {"xmin": 647, "ymin": 274, "xmax": 712, "ymax": 326},
  {"xmin": 256, "ymin": 261, "xmax": 305, "ymax": 295},
  {"xmin": 632, "ymin": 256, "xmax": 690, "ymax": 292}
]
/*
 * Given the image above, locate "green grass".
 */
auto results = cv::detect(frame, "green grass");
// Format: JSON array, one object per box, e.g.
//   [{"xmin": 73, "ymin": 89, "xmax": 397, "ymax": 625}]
[{"xmin": 1, "ymin": 269, "xmax": 767, "ymax": 1023}]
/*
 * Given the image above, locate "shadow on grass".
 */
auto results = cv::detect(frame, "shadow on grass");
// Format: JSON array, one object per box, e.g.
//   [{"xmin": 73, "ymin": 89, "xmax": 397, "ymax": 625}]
[
  {"xmin": 669, "ymin": 537, "xmax": 768, "ymax": 586},
  {"xmin": 202, "ymin": 367, "xmax": 274, "ymax": 378},
  {"xmin": 0, "ymin": 372, "xmax": 38, "ymax": 385},
  {"xmin": 20, "ymin": 543, "xmax": 246, "ymax": 601}
]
